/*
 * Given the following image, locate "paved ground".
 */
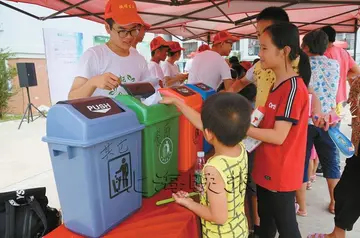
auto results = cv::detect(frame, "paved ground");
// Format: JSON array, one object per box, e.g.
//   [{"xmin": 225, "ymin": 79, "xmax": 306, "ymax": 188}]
[{"xmin": 0, "ymin": 116, "xmax": 359, "ymax": 237}]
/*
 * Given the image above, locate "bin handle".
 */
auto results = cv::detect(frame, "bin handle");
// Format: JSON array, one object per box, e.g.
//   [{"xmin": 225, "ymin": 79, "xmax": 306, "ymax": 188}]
[{"xmin": 52, "ymin": 145, "xmax": 73, "ymax": 159}]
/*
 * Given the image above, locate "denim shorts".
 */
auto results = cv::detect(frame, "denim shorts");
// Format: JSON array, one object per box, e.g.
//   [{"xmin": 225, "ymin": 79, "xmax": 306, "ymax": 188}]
[{"xmin": 303, "ymin": 125, "xmax": 341, "ymax": 182}]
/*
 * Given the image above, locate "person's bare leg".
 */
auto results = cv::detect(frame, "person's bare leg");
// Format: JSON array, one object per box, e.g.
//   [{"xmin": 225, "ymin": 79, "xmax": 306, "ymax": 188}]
[
  {"xmin": 252, "ymin": 195, "xmax": 260, "ymax": 226},
  {"xmin": 327, "ymin": 178, "xmax": 340, "ymax": 213},
  {"xmin": 308, "ymin": 160, "xmax": 314, "ymax": 179},
  {"xmin": 295, "ymin": 183, "xmax": 307, "ymax": 215},
  {"xmin": 313, "ymin": 158, "xmax": 319, "ymax": 176}
]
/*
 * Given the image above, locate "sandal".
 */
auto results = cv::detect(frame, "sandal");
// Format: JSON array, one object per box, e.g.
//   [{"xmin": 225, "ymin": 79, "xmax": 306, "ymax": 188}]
[
  {"xmin": 296, "ymin": 209, "xmax": 308, "ymax": 217},
  {"xmin": 307, "ymin": 233, "xmax": 326, "ymax": 238},
  {"xmin": 310, "ymin": 175, "xmax": 316, "ymax": 183},
  {"xmin": 306, "ymin": 181, "xmax": 312, "ymax": 190}
]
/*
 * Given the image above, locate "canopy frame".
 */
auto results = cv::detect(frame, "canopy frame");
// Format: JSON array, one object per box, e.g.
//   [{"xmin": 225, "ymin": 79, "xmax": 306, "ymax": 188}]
[{"xmin": 1, "ymin": 0, "xmax": 359, "ymax": 51}]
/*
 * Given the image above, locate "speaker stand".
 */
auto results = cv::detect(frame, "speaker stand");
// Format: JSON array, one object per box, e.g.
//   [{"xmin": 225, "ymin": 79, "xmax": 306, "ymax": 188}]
[{"xmin": 18, "ymin": 87, "xmax": 47, "ymax": 130}]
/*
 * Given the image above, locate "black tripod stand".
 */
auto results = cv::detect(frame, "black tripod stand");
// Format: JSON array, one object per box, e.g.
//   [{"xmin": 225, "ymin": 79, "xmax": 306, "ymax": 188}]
[{"xmin": 18, "ymin": 87, "xmax": 47, "ymax": 130}]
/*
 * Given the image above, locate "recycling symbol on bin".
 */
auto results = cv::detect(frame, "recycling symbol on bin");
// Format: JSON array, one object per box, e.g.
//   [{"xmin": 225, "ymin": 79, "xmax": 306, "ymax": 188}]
[{"xmin": 159, "ymin": 137, "xmax": 173, "ymax": 165}]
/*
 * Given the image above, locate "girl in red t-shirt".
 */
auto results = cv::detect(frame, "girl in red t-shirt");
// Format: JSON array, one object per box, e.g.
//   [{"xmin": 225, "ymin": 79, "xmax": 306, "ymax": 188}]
[{"xmin": 247, "ymin": 22, "xmax": 310, "ymax": 237}]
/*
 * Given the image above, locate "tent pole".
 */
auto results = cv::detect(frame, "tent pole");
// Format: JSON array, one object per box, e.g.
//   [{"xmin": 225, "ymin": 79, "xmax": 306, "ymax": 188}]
[
  {"xmin": 207, "ymin": 33, "xmax": 211, "ymax": 45},
  {"xmin": 0, "ymin": 0, "xmax": 40, "ymax": 20},
  {"xmin": 354, "ymin": 19, "xmax": 358, "ymax": 61}
]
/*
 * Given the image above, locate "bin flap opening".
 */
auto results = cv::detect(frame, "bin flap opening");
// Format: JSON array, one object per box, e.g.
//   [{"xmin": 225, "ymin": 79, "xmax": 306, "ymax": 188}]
[
  {"xmin": 140, "ymin": 91, "xmax": 163, "ymax": 106},
  {"xmin": 194, "ymin": 83, "xmax": 212, "ymax": 91},
  {"xmin": 57, "ymin": 96, "xmax": 124, "ymax": 119},
  {"xmin": 171, "ymin": 86, "xmax": 196, "ymax": 97},
  {"xmin": 122, "ymin": 83, "xmax": 155, "ymax": 99}
]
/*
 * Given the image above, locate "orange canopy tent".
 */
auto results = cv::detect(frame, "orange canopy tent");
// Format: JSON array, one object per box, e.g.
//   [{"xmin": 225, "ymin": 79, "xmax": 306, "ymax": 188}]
[
  {"xmin": 1, "ymin": 0, "xmax": 359, "ymax": 57},
  {"xmin": 1, "ymin": 0, "xmax": 359, "ymax": 40}
]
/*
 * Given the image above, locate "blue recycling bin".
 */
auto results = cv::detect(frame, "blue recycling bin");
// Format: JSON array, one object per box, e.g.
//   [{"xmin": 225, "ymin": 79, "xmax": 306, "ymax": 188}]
[
  {"xmin": 42, "ymin": 96, "xmax": 144, "ymax": 238},
  {"xmin": 185, "ymin": 83, "xmax": 216, "ymax": 153}
]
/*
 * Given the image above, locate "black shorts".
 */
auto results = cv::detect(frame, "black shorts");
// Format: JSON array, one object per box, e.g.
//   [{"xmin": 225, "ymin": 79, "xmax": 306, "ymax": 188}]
[
  {"xmin": 334, "ymin": 153, "xmax": 360, "ymax": 231},
  {"xmin": 246, "ymin": 151, "xmax": 257, "ymax": 196}
]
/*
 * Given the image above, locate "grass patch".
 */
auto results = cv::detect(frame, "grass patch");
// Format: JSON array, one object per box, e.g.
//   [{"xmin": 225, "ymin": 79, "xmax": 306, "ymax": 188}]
[{"xmin": 0, "ymin": 114, "xmax": 24, "ymax": 122}]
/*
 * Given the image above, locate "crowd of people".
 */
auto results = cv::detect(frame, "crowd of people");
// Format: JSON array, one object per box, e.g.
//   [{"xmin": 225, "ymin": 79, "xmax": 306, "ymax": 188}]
[{"xmin": 67, "ymin": 0, "xmax": 360, "ymax": 237}]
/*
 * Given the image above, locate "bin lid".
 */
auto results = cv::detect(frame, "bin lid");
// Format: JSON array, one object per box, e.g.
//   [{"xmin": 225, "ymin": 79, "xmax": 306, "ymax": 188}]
[
  {"xmin": 115, "ymin": 95, "xmax": 179, "ymax": 126},
  {"xmin": 42, "ymin": 96, "xmax": 144, "ymax": 147},
  {"xmin": 190, "ymin": 83, "xmax": 214, "ymax": 92},
  {"xmin": 185, "ymin": 83, "xmax": 216, "ymax": 100},
  {"xmin": 159, "ymin": 86, "xmax": 203, "ymax": 109},
  {"xmin": 122, "ymin": 82, "xmax": 155, "ymax": 99}
]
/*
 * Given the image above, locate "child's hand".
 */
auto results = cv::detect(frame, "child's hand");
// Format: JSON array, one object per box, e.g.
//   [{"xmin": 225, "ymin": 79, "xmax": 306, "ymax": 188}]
[
  {"xmin": 160, "ymin": 96, "xmax": 177, "ymax": 105},
  {"xmin": 172, "ymin": 191, "xmax": 194, "ymax": 207}
]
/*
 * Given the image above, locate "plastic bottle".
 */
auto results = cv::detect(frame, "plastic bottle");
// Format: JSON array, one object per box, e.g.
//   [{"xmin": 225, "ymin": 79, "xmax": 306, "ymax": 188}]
[{"xmin": 194, "ymin": 151, "xmax": 205, "ymax": 192}]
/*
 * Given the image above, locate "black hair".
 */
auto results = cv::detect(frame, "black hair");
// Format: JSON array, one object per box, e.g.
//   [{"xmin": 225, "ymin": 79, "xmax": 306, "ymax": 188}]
[
  {"xmin": 151, "ymin": 46, "xmax": 169, "ymax": 57},
  {"xmin": 264, "ymin": 22, "xmax": 311, "ymax": 87},
  {"xmin": 168, "ymin": 51, "xmax": 180, "ymax": 57},
  {"xmin": 321, "ymin": 26, "xmax": 336, "ymax": 43},
  {"xmin": 229, "ymin": 56, "xmax": 240, "ymax": 65},
  {"xmin": 252, "ymin": 58, "xmax": 260, "ymax": 65},
  {"xmin": 232, "ymin": 63, "xmax": 247, "ymax": 78},
  {"xmin": 238, "ymin": 83, "xmax": 257, "ymax": 102},
  {"xmin": 256, "ymin": 7, "xmax": 290, "ymax": 23},
  {"xmin": 302, "ymin": 30, "xmax": 329, "ymax": 56},
  {"xmin": 105, "ymin": 18, "xmax": 115, "ymax": 30},
  {"xmin": 201, "ymin": 93, "xmax": 251, "ymax": 146},
  {"xmin": 230, "ymin": 68, "xmax": 238, "ymax": 79}
]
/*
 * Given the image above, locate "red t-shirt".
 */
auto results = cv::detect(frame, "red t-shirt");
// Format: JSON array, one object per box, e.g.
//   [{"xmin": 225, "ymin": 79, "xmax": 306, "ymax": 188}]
[{"xmin": 252, "ymin": 77, "xmax": 309, "ymax": 192}]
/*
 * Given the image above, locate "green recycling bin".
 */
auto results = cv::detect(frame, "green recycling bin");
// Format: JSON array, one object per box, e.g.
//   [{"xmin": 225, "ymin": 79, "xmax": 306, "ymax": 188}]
[{"xmin": 115, "ymin": 95, "xmax": 180, "ymax": 197}]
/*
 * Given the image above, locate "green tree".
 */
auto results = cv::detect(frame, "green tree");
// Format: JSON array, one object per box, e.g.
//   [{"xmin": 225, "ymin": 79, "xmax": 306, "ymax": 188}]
[{"xmin": 0, "ymin": 49, "xmax": 17, "ymax": 118}]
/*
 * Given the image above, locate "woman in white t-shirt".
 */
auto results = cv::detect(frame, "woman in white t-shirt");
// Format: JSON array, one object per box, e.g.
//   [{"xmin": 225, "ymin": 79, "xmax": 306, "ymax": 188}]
[{"xmin": 161, "ymin": 42, "xmax": 188, "ymax": 87}]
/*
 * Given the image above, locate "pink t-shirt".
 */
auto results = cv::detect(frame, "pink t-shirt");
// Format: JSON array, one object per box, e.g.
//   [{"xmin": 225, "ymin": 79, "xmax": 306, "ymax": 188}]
[{"xmin": 324, "ymin": 45, "xmax": 356, "ymax": 103}]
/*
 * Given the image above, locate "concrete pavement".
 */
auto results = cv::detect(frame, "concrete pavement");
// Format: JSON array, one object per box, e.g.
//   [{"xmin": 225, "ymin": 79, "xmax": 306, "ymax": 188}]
[{"xmin": 0, "ymin": 117, "xmax": 359, "ymax": 237}]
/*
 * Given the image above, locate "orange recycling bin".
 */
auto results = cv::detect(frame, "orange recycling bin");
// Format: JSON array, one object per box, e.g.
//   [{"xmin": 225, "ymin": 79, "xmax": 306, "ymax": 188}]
[{"xmin": 159, "ymin": 86, "xmax": 203, "ymax": 172}]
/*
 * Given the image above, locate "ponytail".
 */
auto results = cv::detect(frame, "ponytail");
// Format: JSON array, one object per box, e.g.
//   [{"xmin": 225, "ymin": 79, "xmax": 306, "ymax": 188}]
[{"xmin": 298, "ymin": 50, "xmax": 311, "ymax": 87}]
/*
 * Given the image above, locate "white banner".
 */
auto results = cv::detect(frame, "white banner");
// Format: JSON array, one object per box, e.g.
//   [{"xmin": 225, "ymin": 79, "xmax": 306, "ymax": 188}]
[{"xmin": 43, "ymin": 29, "xmax": 83, "ymax": 104}]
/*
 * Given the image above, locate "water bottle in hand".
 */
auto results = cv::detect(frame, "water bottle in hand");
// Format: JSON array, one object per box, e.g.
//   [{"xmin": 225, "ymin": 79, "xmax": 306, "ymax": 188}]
[{"xmin": 194, "ymin": 151, "xmax": 205, "ymax": 192}]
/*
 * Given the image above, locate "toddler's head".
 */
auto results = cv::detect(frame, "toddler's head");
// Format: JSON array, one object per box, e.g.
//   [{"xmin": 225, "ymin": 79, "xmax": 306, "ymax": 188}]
[{"xmin": 201, "ymin": 93, "xmax": 251, "ymax": 147}]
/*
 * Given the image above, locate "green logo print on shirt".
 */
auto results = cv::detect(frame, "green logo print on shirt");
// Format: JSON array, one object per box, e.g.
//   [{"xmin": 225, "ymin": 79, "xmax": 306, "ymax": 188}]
[{"xmin": 108, "ymin": 74, "xmax": 136, "ymax": 96}]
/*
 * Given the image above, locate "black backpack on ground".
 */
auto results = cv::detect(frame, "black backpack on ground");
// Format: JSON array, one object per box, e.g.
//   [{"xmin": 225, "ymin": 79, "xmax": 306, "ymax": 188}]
[{"xmin": 0, "ymin": 187, "xmax": 62, "ymax": 238}]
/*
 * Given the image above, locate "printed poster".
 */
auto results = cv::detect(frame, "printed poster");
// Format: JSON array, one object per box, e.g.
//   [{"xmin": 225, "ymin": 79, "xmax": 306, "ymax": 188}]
[{"xmin": 43, "ymin": 29, "xmax": 83, "ymax": 104}]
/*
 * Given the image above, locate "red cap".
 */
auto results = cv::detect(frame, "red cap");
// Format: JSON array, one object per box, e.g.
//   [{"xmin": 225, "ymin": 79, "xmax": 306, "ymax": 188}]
[
  {"xmin": 143, "ymin": 22, "xmax": 151, "ymax": 30},
  {"xmin": 150, "ymin": 36, "xmax": 170, "ymax": 51},
  {"xmin": 169, "ymin": 42, "xmax": 185, "ymax": 53},
  {"xmin": 198, "ymin": 44, "xmax": 210, "ymax": 52},
  {"xmin": 104, "ymin": 0, "xmax": 144, "ymax": 26},
  {"xmin": 213, "ymin": 31, "xmax": 240, "ymax": 44}
]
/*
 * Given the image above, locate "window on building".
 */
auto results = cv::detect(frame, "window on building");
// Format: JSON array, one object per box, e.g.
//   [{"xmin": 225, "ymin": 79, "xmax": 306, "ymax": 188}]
[
  {"xmin": 183, "ymin": 42, "xmax": 198, "ymax": 59},
  {"xmin": 232, "ymin": 41, "xmax": 241, "ymax": 51},
  {"xmin": 248, "ymin": 39, "xmax": 260, "ymax": 56},
  {"xmin": 336, "ymin": 33, "xmax": 355, "ymax": 51}
]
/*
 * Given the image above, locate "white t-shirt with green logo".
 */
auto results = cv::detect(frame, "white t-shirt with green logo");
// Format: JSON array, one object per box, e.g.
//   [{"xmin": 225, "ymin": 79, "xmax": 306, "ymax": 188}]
[{"xmin": 75, "ymin": 44, "xmax": 153, "ymax": 97}]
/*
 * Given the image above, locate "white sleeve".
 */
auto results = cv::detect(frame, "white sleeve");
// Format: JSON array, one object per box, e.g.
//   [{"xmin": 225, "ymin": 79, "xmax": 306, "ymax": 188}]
[
  {"xmin": 148, "ymin": 63, "xmax": 158, "ymax": 79},
  {"xmin": 138, "ymin": 57, "xmax": 150, "ymax": 82},
  {"xmin": 140, "ymin": 60, "xmax": 160, "ymax": 88},
  {"xmin": 220, "ymin": 58, "xmax": 232, "ymax": 81},
  {"xmin": 184, "ymin": 60, "xmax": 192, "ymax": 72},
  {"xmin": 161, "ymin": 63, "xmax": 172, "ymax": 77},
  {"xmin": 75, "ymin": 49, "xmax": 99, "ymax": 80},
  {"xmin": 245, "ymin": 65, "xmax": 255, "ymax": 83}
]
